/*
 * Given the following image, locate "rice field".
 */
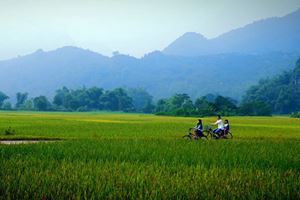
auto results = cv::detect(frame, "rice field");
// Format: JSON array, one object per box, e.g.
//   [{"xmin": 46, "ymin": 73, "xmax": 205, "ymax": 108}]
[{"xmin": 0, "ymin": 111, "xmax": 299, "ymax": 199}]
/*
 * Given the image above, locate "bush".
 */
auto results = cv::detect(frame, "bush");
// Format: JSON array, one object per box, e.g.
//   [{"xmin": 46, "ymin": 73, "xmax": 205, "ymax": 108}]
[{"xmin": 290, "ymin": 112, "xmax": 300, "ymax": 118}]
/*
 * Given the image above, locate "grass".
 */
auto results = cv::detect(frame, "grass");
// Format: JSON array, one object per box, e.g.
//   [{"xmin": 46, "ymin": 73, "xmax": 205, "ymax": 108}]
[{"xmin": 0, "ymin": 111, "xmax": 299, "ymax": 199}]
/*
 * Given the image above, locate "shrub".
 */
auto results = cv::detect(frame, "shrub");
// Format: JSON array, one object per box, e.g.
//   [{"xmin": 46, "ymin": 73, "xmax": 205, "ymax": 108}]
[{"xmin": 290, "ymin": 112, "xmax": 300, "ymax": 118}]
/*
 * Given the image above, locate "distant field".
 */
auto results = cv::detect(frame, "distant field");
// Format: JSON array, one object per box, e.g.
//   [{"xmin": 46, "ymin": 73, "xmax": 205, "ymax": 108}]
[{"xmin": 0, "ymin": 112, "xmax": 299, "ymax": 199}]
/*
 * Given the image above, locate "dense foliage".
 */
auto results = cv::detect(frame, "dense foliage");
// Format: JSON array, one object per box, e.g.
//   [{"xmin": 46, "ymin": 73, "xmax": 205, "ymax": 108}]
[
  {"xmin": 52, "ymin": 87, "xmax": 135, "ymax": 112},
  {"xmin": 0, "ymin": 91, "xmax": 8, "ymax": 108},
  {"xmin": 290, "ymin": 112, "xmax": 300, "ymax": 118},
  {"xmin": 0, "ymin": 88, "xmax": 272, "ymax": 116},
  {"xmin": 0, "ymin": 87, "xmax": 155, "ymax": 113},
  {"xmin": 155, "ymin": 94, "xmax": 239, "ymax": 116},
  {"xmin": 155, "ymin": 93, "xmax": 272, "ymax": 116},
  {"xmin": 242, "ymin": 59, "xmax": 300, "ymax": 114}
]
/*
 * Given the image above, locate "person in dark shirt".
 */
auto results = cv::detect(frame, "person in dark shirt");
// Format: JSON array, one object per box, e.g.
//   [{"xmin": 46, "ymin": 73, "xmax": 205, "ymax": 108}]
[
  {"xmin": 223, "ymin": 119, "xmax": 230, "ymax": 136},
  {"xmin": 194, "ymin": 119, "xmax": 203, "ymax": 139}
]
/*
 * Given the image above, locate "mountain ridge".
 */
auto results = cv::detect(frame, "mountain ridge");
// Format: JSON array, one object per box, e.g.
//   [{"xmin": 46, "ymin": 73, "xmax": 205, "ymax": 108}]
[
  {"xmin": 0, "ymin": 46, "xmax": 298, "ymax": 101},
  {"xmin": 163, "ymin": 8, "xmax": 300, "ymax": 56}
]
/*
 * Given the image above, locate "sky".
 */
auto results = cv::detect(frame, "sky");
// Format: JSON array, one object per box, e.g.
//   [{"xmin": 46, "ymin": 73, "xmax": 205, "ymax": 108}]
[{"xmin": 0, "ymin": 0, "xmax": 300, "ymax": 60}]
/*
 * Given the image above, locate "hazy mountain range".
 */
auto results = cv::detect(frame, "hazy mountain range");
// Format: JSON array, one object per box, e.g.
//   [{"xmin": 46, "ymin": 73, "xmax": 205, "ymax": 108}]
[
  {"xmin": 0, "ymin": 9, "xmax": 300, "ymax": 101},
  {"xmin": 163, "ymin": 8, "xmax": 300, "ymax": 56}
]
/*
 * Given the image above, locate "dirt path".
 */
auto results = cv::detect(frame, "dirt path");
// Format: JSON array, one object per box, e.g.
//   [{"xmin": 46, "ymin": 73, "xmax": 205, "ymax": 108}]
[{"xmin": 0, "ymin": 140, "xmax": 57, "ymax": 145}]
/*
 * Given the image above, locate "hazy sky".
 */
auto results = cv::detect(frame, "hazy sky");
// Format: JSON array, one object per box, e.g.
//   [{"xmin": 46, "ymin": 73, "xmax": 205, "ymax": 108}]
[{"xmin": 1, "ymin": 0, "xmax": 300, "ymax": 60}]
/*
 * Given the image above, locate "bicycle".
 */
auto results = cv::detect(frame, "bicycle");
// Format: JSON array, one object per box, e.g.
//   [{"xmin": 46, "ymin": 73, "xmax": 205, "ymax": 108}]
[
  {"xmin": 182, "ymin": 128, "xmax": 208, "ymax": 140},
  {"xmin": 203, "ymin": 125, "xmax": 233, "ymax": 139}
]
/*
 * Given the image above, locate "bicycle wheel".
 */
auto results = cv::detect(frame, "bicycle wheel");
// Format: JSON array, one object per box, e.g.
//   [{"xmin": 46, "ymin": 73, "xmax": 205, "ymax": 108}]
[
  {"xmin": 212, "ymin": 134, "xmax": 219, "ymax": 139},
  {"xmin": 211, "ymin": 131, "xmax": 221, "ymax": 139},
  {"xmin": 200, "ymin": 135, "xmax": 208, "ymax": 140},
  {"xmin": 202, "ymin": 130, "xmax": 210, "ymax": 137},
  {"xmin": 182, "ymin": 134, "xmax": 192, "ymax": 140}
]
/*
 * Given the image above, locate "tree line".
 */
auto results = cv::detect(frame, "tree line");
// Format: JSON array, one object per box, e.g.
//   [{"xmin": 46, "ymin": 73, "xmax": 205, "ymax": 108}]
[
  {"xmin": 0, "ymin": 87, "xmax": 155, "ymax": 113},
  {"xmin": 0, "ymin": 87, "xmax": 272, "ymax": 116},
  {"xmin": 155, "ymin": 93, "xmax": 271, "ymax": 116}
]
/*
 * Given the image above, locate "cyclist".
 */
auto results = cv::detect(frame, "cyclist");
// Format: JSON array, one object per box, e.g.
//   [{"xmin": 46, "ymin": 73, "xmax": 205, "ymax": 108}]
[
  {"xmin": 223, "ymin": 119, "xmax": 230, "ymax": 135},
  {"xmin": 212, "ymin": 115, "xmax": 224, "ymax": 135},
  {"xmin": 194, "ymin": 119, "xmax": 203, "ymax": 139}
]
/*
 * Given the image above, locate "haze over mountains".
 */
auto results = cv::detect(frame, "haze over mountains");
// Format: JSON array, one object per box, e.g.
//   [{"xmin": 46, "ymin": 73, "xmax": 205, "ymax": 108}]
[
  {"xmin": 0, "ymin": 9, "xmax": 300, "ymax": 101},
  {"xmin": 164, "ymin": 8, "xmax": 300, "ymax": 56}
]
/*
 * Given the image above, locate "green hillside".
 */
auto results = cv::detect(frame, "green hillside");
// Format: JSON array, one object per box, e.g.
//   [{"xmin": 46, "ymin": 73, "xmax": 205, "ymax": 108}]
[{"xmin": 242, "ymin": 59, "xmax": 300, "ymax": 114}]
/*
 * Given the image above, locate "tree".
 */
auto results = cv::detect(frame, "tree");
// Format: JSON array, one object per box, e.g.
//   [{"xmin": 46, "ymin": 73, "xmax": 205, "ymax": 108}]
[
  {"xmin": 179, "ymin": 97, "xmax": 194, "ymax": 116},
  {"xmin": 53, "ymin": 87, "xmax": 69, "ymax": 106},
  {"xmin": 293, "ymin": 58, "xmax": 300, "ymax": 85},
  {"xmin": 155, "ymin": 99, "xmax": 168, "ymax": 113},
  {"xmin": 22, "ymin": 99, "xmax": 34, "ymax": 110},
  {"xmin": 99, "ymin": 90, "xmax": 119, "ymax": 111},
  {"xmin": 2, "ymin": 102, "xmax": 12, "ymax": 110},
  {"xmin": 33, "ymin": 96, "xmax": 51, "ymax": 111},
  {"xmin": 55, "ymin": 87, "xmax": 90, "ymax": 111},
  {"xmin": 86, "ymin": 87, "xmax": 103, "ymax": 109},
  {"xmin": 0, "ymin": 91, "xmax": 9, "ymax": 108},
  {"xmin": 254, "ymin": 101, "xmax": 272, "ymax": 116},
  {"xmin": 155, "ymin": 94, "xmax": 195, "ymax": 116},
  {"xmin": 127, "ymin": 88, "xmax": 153, "ymax": 112},
  {"xmin": 239, "ymin": 101, "xmax": 271, "ymax": 116},
  {"xmin": 142, "ymin": 100, "xmax": 155, "ymax": 113},
  {"xmin": 214, "ymin": 96, "xmax": 237, "ymax": 115},
  {"xmin": 274, "ymin": 86, "xmax": 300, "ymax": 114},
  {"xmin": 166, "ymin": 93, "xmax": 194, "ymax": 115},
  {"xmin": 169, "ymin": 94, "xmax": 191, "ymax": 109},
  {"xmin": 99, "ymin": 88, "xmax": 134, "ymax": 112},
  {"xmin": 111, "ymin": 88, "xmax": 134, "ymax": 112},
  {"xmin": 242, "ymin": 59, "xmax": 300, "ymax": 114},
  {"xmin": 194, "ymin": 97, "xmax": 216, "ymax": 116},
  {"xmin": 15, "ymin": 92, "xmax": 28, "ymax": 109}
]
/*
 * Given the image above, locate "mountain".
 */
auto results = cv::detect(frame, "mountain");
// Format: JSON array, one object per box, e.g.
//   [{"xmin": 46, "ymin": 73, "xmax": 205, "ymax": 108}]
[
  {"xmin": 0, "ymin": 47, "xmax": 111, "ymax": 98},
  {"xmin": 163, "ymin": 32, "xmax": 210, "ymax": 57},
  {"xmin": 1, "ymin": 9, "xmax": 300, "ymax": 102},
  {"xmin": 163, "ymin": 8, "xmax": 300, "ymax": 56},
  {"xmin": 0, "ymin": 47, "xmax": 298, "ymax": 101}
]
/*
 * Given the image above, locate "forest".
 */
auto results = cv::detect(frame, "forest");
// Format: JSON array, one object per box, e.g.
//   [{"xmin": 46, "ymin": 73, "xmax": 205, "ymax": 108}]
[
  {"xmin": 0, "ymin": 87, "xmax": 276, "ymax": 116},
  {"xmin": 242, "ymin": 58, "xmax": 300, "ymax": 114}
]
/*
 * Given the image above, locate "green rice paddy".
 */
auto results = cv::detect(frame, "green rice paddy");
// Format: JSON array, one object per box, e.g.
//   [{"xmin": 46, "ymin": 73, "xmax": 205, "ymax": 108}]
[{"xmin": 0, "ymin": 111, "xmax": 299, "ymax": 199}]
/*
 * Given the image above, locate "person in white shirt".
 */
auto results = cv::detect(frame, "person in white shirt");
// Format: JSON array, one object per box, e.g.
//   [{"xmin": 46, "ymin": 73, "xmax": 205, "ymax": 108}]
[{"xmin": 212, "ymin": 115, "xmax": 224, "ymax": 135}]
